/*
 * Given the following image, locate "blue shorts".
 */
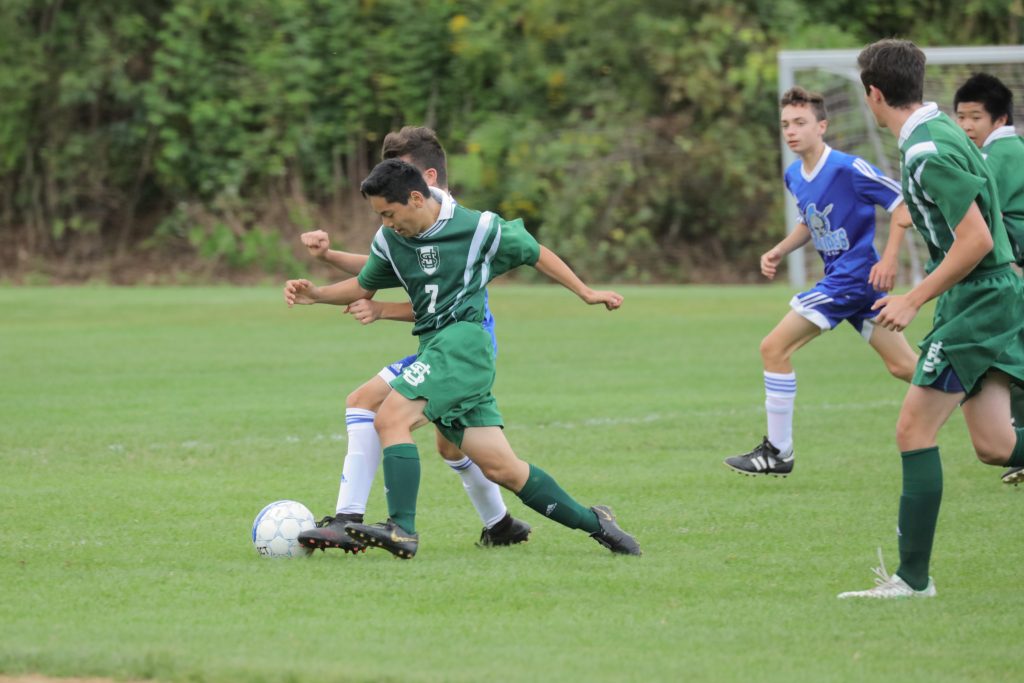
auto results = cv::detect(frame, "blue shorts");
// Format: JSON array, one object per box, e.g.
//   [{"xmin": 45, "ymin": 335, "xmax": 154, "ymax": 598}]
[
  {"xmin": 927, "ymin": 365, "xmax": 965, "ymax": 394},
  {"xmin": 789, "ymin": 278, "xmax": 884, "ymax": 339},
  {"xmin": 377, "ymin": 354, "xmax": 418, "ymax": 383}
]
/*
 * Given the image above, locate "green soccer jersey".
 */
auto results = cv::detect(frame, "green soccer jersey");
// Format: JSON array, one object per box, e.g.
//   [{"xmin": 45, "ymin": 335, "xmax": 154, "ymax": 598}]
[
  {"xmin": 357, "ymin": 189, "xmax": 541, "ymax": 337},
  {"xmin": 899, "ymin": 103, "xmax": 1013, "ymax": 273},
  {"xmin": 982, "ymin": 125, "xmax": 1024, "ymax": 265}
]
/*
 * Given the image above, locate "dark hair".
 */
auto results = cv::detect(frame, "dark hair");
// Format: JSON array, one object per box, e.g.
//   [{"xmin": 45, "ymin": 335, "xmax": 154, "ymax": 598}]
[
  {"xmin": 360, "ymin": 159, "xmax": 432, "ymax": 204},
  {"xmin": 781, "ymin": 86, "xmax": 828, "ymax": 121},
  {"xmin": 381, "ymin": 126, "xmax": 448, "ymax": 188},
  {"xmin": 954, "ymin": 72, "xmax": 1014, "ymax": 125},
  {"xmin": 857, "ymin": 39, "xmax": 926, "ymax": 108}
]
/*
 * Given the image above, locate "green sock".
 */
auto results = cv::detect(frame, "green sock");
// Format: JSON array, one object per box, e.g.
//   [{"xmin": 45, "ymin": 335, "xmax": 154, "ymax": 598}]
[
  {"xmin": 1010, "ymin": 384, "xmax": 1024, "ymax": 432},
  {"xmin": 382, "ymin": 443, "xmax": 420, "ymax": 533},
  {"xmin": 516, "ymin": 464, "xmax": 600, "ymax": 534},
  {"xmin": 895, "ymin": 447, "xmax": 943, "ymax": 591},
  {"xmin": 1008, "ymin": 428, "xmax": 1024, "ymax": 468}
]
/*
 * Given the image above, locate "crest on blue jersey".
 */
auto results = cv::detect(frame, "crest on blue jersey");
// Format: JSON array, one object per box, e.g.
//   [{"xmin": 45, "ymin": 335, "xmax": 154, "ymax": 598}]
[
  {"xmin": 803, "ymin": 202, "xmax": 850, "ymax": 256},
  {"xmin": 416, "ymin": 246, "xmax": 439, "ymax": 275}
]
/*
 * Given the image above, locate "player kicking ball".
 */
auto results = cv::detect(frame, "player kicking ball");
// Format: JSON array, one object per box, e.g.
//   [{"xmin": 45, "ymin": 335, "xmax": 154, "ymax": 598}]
[
  {"xmin": 724, "ymin": 86, "xmax": 918, "ymax": 477},
  {"xmin": 839, "ymin": 40, "xmax": 1024, "ymax": 599},
  {"xmin": 284, "ymin": 159, "xmax": 641, "ymax": 559},
  {"xmin": 293, "ymin": 127, "xmax": 531, "ymax": 553}
]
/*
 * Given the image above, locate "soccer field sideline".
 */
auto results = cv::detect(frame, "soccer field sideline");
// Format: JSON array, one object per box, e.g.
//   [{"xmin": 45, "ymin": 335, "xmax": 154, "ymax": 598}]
[{"xmin": 1, "ymin": 284, "xmax": 1020, "ymax": 683}]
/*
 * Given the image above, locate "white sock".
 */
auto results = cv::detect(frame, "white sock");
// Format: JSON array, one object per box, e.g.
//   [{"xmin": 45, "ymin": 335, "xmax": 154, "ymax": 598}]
[
  {"xmin": 446, "ymin": 456, "xmax": 507, "ymax": 528},
  {"xmin": 764, "ymin": 371, "xmax": 796, "ymax": 456},
  {"xmin": 335, "ymin": 409, "xmax": 381, "ymax": 515}
]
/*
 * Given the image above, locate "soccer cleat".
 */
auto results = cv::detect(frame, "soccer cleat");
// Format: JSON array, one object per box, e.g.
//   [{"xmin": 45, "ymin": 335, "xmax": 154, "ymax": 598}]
[
  {"xmin": 724, "ymin": 437, "xmax": 794, "ymax": 477},
  {"xmin": 345, "ymin": 518, "xmax": 419, "ymax": 559},
  {"xmin": 589, "ymin": 505, "xmax": 642, "ymax": 556},
  {"xmin": 298, "ymin": 513, "xmax": 367, "ymax": 553},
  {"xmin": 837, "ymin": 548, "xmax": 936, "ymax": 599},
  {"xmin": 477, "ymin": 514, "xmax": 532, "ymax": 548},
  {"xmin": 1001, "ymin": 466, "xmax": 1024, "ymax": 486}
]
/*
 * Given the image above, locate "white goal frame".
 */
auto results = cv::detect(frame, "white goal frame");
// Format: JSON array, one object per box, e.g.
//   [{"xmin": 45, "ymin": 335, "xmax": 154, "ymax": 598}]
[{"xmin": 777, "ymin": 45, "xmax": 1024, "ymax": 288}]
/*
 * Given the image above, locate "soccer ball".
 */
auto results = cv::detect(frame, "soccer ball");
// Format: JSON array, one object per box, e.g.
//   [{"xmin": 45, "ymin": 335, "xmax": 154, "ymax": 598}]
[{"xmin": 252, "ymin": 500, "xmax": 316, "ymax": 558}]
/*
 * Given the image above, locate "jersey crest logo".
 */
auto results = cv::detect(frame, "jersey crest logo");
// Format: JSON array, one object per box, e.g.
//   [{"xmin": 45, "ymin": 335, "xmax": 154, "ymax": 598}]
[
  {"xmin": 401, "ymin": 361, "xmax": 432, "ymax": 387},
  {"xmin": 804, "ymin": 202, "xmax": 850, "ymax": 256},
  {"xmin": 416, "ymin": 246, "xmax": 440, "ymax": 275}
]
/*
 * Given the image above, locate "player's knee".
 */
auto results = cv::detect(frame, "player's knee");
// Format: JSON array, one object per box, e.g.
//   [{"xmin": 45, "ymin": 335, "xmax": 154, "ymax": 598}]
[
  {"xmin": 435, "ymin": 434, "xmax": 463, "ymax": 462},
  {"xmin": 759, "ymin": 336, "xmax": 783, "ymax": 365},
  {"xmin": 476, "ymin": 461, "xmax": 515, "ymax": 488},
  {"xmin": 887, "ymin": 359, "xmax": 915, "ymax": 383},
  {"xmin": 895, "ymin": 416, "xmax": 923, "ymax": 452},
  {"xmin": 346, "ymin": 387, "xmax": 371, "ymax": 410},
  {"xmin": 971, "ymin": 438, "xmax": 1010, "ymax": 466}
]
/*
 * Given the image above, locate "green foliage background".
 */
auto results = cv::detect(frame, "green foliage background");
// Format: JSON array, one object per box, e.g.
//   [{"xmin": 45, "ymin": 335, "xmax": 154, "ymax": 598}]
[{"xmin": 1, "ymin": 0, "xmax": 1021, "ymax": 281}]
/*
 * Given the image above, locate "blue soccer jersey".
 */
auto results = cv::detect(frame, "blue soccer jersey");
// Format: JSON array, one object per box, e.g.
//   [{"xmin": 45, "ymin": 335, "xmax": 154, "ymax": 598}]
[{"xmin": 784, "ymin": 146, "xmax": 903, "ymax": 283}]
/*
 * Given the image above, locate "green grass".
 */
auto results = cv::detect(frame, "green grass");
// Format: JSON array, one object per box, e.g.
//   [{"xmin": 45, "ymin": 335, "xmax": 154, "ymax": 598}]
[{"xmin": 1, "ymin": 284, "xmax": 1020, "ymax": 683}]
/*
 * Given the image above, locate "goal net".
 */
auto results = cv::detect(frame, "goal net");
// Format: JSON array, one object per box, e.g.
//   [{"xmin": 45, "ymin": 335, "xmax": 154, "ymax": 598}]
[{"xmin": 778, "ymin": 46, "xmax": 1024, "ymax": 288}]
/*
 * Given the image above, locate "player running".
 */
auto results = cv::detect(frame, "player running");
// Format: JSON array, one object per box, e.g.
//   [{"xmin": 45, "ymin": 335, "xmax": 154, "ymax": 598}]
[
  {"xmin": 839, "ymin": 39, "xmax": 1024, "ymax": 599},
  {"xmin": 296, "ymin": 127, "xmax": 531, "ymax": 553},
  {"xmin": 284, "ymin": 159, "xmax": 641, "ymax": 559},
  {"xmin": 953, "ymin": 73, "xmax": 1024, "ymax": 486},
  {"xmin": 724, "ymin": 86, "xmax": 917, "ymax": 477}
]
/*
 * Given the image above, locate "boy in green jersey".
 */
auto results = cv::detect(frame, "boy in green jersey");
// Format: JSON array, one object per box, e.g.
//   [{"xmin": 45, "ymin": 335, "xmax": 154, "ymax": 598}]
[
  {"xmin": 284, "ymin": 159, "xmax": 641, "ymax": 559},
  {"xmin": 838, "ymin": 39, "xmax": 1024, "ymax": 599},
  {"xmin": 953, "ymin": 73, "xmax": 1024, "ymax": 486}
]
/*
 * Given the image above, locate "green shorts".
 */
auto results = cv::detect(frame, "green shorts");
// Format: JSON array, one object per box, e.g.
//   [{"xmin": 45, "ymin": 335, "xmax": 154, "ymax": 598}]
[
  {"xmin": 913, "ymin": 266, "xmax": 1024, "ymax": 396},
  {"xmin": 389, "ymin": 321, "xmax": 503, "ymax": 447}
]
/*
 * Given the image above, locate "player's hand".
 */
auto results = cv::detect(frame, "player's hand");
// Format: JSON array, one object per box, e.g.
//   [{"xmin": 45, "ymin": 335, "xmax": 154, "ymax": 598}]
[
  {"xmin": 300, "ymin": 230, "xmax": 331, "ymax": 260},
  {"xmin": 868, "ymin": 257, "xmax": 898, "ymax": 292},
  {"xmin": 760, "ymin": 248, "xmax": 783, "ymax": 280},
  {"xmin": 581, "ymin": 288, "xmax": 623, "ymax": 311},
  {"xmin": 344, "ymin": 299, "xmax": 382, "ymax": 325},
  {"xmin": 284, "ymin": 279, "xmax": 319, "ymax": 307},
  {"xmin": 871, "ymin": 293, "xmax": 919, "ymax": 332}
]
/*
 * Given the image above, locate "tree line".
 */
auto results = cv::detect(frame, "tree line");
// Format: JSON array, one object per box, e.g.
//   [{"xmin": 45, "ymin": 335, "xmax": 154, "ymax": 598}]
[{"xmin": 1, "ymin": 0, "xmax": 1020, "ymax": 282}]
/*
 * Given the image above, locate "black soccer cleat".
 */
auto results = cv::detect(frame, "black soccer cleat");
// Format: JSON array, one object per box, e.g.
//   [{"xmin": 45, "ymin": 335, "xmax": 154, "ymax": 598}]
[
  {"xmin": 477, "ymin": 513, "xmax": 532, "ymax": 547},
  {"xmin": 345, "ymin": 518, "xmax": 419, "ymax": 559},
  {"xmin": 298, "ymin": 513, "xmax": 367, "ymax": 553},
  {"xmin": 724, "ymin": 436, "xmax": 794, "ymax": 477},
  {"xmin": 1002, "ymin": 466, "xmax": 1024, "ymax": 486},
  {"xmin": 589, "ymin": 505, "xmax": 641, "ymax": 556}
]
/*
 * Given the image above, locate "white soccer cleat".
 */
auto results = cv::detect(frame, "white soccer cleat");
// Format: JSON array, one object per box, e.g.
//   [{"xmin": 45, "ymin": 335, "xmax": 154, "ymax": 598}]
[{"xmin": 837, "ymin": 548, "xmax": 937, "ymax": 599}]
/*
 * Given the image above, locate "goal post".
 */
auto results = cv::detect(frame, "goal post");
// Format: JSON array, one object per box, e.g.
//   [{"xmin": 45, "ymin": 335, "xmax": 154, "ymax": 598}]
[{"xmin": 777, "ymin": 45, "xmax": 1024, "ymax": 288}]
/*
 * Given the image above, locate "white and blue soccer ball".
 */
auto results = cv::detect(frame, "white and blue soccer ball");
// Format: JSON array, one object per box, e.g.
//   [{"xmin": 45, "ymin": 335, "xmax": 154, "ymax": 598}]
[{"xmin": 252, "ymin": 500, "xmax": 316, "ymax": 558}]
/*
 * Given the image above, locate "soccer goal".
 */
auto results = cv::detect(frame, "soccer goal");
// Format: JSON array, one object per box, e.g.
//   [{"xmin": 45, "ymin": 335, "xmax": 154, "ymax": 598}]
[{"xmin": 778, "ymin": 45, "xmax": 1024, "ymax": 288}]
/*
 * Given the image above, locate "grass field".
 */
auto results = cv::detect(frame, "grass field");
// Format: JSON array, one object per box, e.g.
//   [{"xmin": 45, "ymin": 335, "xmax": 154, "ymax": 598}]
[{"xmin": 1, "ymin": 284, "xmax": 1020, "ymax": 683}]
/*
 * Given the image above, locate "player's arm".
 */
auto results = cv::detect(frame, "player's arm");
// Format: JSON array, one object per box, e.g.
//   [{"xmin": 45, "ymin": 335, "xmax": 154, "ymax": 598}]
[
  {"xmin": 344, "ymin": 299, "xmax": 416, "ymax": 325},
  {"xmin": 872, "ymin": 202, "xmax": 993, "ymax": 331},
  {"xmin": 868, "ymin": 202, "xmax": 913, "ymax": 292},
  {"xmin": 761, "ymin": 222, "xmax": 812, "ymax": 280},
  {"xmin": 300, "ymin": 229, "xmax": 370, "ymax": 276},
  {"xmin": 283, "ymin": 277, "xmax": 375, "ymax": 307},
  {"xmin": 533, "ymin": 245, "xmax": 623, "ymax": 310}
]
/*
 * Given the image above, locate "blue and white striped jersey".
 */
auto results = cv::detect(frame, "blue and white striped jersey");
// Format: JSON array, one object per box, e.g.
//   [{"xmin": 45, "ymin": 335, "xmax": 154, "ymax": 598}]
[{"xmin": 784, "ymin": 145, "xmax": 903, "ymax": 282}]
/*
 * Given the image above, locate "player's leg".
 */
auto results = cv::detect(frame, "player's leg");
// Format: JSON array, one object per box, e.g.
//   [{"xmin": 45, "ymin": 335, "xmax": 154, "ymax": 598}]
[
  {"xmin": 435, "ymin": 427, "xmax": 531, "ymax": 546},
  {"xmin": 343, "ymin": 389, "xmax": 430, "ymax": 558},
  {"xmin": 1006, "ymin": 383, "xmax": 1024, "ymax": 484},
  {"xmin": 459, "ymin": 426, "xmax": 641, "ymax": 555},
  {"xmin": 725, "ymin": 310, "xmax": 820, "ymax": 476},
  {"xmin": 298, "ymin": 373, "xmax": 393, "ymax": 553},
  {"xmin": 961, "ymin": 371, "xmax": 1024, "ymax": 473},
  {"xmin": 865, "ymin": 322, "xmax": 917, "ymax": 382},
  {"xmin": 839, "ymin": 383, "xmax": 961, "ymax": 599}
]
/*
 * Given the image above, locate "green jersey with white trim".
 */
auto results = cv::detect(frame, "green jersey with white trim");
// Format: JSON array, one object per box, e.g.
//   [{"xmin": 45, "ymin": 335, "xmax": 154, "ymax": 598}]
[
  {"xmin": 982, "ymin": 126, "xmax": 1024, "ymax": 265},
  {"xmin": 357, "ymin": 188, "xmax": 540, "ymax": 337},
  {"xmin": 899, "ymin": 103, "xmax": 1013, "ymax": 273}
]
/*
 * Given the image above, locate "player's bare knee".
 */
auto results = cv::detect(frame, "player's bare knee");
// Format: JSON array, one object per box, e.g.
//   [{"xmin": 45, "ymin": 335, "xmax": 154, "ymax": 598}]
[
  {"xmin": 435, "ymin": 431, "xmax": 463, "ymax": 461},
  {"xmin": 888, "ymin": 360, "xmax": 915, "ymax": 382},
  {"xmin": 972, "ymin": 439, "xmax": 1009, "ymax": 466},
  {"xmin": 346, "ymin": 386, "xmax": 375, "ymax": 411},
  {"xmin": 759, "ymin": 336, "xmax": 785, "ymax": 366},
  {"xmin": 477, "ymin": 461, "xmax": 514, "ymax": 488}
]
